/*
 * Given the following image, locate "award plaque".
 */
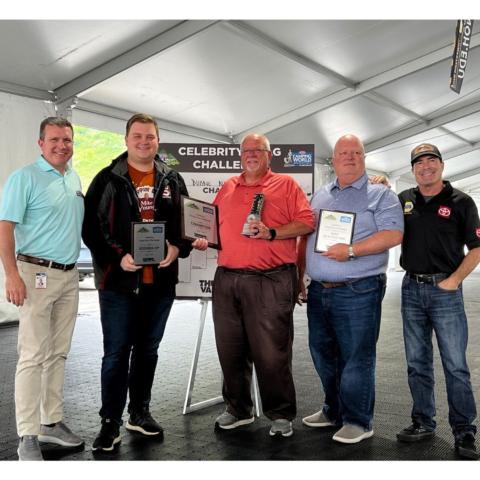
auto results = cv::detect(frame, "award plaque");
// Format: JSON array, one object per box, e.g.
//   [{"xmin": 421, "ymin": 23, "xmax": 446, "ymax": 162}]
[
  {"xmin": 132, "ymin": 221, "xmax": 166, "ymax": 265},
  {"xmin": 180, "ymin": 195, "xmax": 220, "ymax": 249},
  {"xmin": 241, "ymin": 193, "xmax": 265, "ymax": 236},
  {"xmin": 314, "ymin": 209, "xmax": 356, "ymax": 252}
]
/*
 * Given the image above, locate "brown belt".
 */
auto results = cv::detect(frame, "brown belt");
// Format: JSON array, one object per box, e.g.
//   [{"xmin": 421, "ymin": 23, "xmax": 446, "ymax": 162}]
[
  {"xmin": 17, "ymin": 254, "xmax": 76, "ymax": 271},
  {"xmin": 320, "ymin": 281, "xmax": 348, "ymax": 289}
]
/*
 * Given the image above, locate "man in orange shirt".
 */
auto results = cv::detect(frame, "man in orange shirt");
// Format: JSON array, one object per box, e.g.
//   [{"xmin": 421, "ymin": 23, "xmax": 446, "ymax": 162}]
[{"xmin": 197, "ymin": 133, "xmax": 314, "ymax": 437}]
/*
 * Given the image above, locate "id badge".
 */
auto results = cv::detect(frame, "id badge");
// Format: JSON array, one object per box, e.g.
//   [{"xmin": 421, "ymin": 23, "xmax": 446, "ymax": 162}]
[{"xmin": 35, "ymin": 273, "xmax": 47, "ymax": 289}]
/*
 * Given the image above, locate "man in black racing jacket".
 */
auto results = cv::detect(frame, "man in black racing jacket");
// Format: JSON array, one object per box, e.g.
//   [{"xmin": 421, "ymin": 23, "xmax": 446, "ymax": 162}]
[{"xmin": 82, "ymin": 113, "xmax": 194, "ymax": 452}]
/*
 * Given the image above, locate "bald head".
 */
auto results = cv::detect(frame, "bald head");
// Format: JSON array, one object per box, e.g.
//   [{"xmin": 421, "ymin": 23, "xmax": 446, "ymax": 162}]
[
  {"xmin": 332, "ymin": 134, "xmax": 366, "ymax": 187},
  {"xmin": 333, "ymin": 134, "xmax": 364, "ymax": 156}
]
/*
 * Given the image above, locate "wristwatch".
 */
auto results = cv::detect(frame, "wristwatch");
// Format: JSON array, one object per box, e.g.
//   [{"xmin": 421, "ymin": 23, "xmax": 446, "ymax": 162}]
[
  {"xmin": 268, "ymin": 228, "xmax": 277, "ymax": 241},
  {"xmin": 348, "ymin": 245, "xmax": 356, "ymax": 260}
]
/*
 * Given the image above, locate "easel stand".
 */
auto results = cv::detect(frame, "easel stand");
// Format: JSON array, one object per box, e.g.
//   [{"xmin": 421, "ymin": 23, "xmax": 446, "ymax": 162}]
[{"xmin": 183, "ymin": 298, "xmax": 262, "ymax": 417}]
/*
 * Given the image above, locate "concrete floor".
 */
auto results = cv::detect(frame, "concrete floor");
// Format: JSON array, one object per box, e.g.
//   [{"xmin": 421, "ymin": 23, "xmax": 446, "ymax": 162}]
[{"xmin": 0, "ymin": 271, "xmax": 479, "ymax": 465}]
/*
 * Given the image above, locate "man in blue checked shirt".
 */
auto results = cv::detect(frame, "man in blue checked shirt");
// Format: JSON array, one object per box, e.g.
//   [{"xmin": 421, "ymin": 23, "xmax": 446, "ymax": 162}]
[{"xmin": 298, "ymin": 134, "xmax": 403, "ymax": 444}]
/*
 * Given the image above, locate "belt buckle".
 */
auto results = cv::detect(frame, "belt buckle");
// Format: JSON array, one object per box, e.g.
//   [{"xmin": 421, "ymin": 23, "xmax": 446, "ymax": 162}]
[{"xmin": 417, "ymin": 274, "xmax": 435, "ymax": 284}]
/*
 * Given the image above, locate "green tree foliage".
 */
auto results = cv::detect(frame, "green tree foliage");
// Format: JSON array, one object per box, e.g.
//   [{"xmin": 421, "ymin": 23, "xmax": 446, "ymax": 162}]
[{"xmin": 73, "ymin": 125, "xmax": 125, "ymax": 191}]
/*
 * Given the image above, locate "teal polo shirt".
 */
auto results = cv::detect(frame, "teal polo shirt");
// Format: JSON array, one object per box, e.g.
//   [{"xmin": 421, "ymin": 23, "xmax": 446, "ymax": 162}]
[{"xmin": 0, "ymin": 156, "xmax": 84, "ymax": 264}]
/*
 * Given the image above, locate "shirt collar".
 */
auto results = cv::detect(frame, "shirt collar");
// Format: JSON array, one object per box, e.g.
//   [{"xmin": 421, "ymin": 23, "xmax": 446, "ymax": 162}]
[
  {"xmin": 413, "ymin": 180, "xmax": 453, "ymax": 201},
  {"xmin": 330, "ymin": 172, "xmax": 368, "ymax": 191},
  {"xmin": 36, "ymin": 155, "xmax": 70, "ymax": 175},
  {"xmin": 238, "ymin": 169, "xmax": 274, "ymax": 187}
]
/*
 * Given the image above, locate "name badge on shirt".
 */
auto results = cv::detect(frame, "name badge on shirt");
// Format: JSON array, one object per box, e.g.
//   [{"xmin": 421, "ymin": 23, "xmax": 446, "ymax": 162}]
[{"xmin": 35, "ymin": 273, "xmax": 47, "ymax": 289}]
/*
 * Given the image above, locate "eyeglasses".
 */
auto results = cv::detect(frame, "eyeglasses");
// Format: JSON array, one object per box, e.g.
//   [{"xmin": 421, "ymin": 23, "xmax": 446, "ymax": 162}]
[{"xmin": 241, "ymin": 148, "xmax": 270, "ymax": 155}]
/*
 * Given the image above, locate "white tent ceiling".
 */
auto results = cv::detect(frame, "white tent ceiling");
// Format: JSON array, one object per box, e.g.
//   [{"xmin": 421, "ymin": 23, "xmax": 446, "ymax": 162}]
[{"xmin": 1, "ymin": 19, "xmax": 480, "ymax": 194}]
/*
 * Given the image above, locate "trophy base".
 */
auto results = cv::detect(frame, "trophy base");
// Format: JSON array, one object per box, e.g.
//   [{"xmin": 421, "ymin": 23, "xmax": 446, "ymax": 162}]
[{"xmin": 242, "ymin": 224, "xmax": 258, "ymax": 236}]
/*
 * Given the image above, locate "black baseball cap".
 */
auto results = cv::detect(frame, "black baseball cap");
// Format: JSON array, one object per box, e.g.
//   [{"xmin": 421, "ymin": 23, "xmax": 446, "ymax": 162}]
[{"xmin": 411, "ymin": 143, "xmax": 443, "ymax": 166}]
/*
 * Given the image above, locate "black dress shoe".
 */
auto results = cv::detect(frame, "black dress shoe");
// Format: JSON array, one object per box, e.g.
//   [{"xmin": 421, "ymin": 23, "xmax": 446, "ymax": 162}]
[
  {"xmin": 397, "ymin": 423, "xmax": 435, "ymax": 442},
  {"xmin": 455, "ymin": 433, "xmax": 479, "ymax": 460}
]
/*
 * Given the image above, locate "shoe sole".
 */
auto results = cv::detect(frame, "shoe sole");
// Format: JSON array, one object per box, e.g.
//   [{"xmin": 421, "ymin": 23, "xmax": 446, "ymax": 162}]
[
  {"xmin": 125, "ymin": 421, "xmax": 163, "ymax": 436},
  {"xmin": 269, "ymin": 429, "xmax": 294, "ymax": 438},
  {"xmin": 302, "ymin": 418, "xmax": 336, "ymax": 428},
  {"xmin": 91, "ymin": 435, "xmax": 121, "ymax": 452},
  {"xmin": 37, "ymin": 435, "xmax": 84, "ymax": 448},
  {"xmin": 215, "ymin": 417, "xmax": 255, "ymax": 430},
  {"xmin": 396, "ymin": 432, "xmax": 435, "ymax": 443},
  {"xmin": 333, "ymin": 429, "xmax": 374, "ymax": 444}
]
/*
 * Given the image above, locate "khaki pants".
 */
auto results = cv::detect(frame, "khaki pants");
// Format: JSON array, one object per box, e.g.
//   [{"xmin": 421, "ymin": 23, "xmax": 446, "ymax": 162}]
[{"xmin": 15, "ymin": 260, "xmax": 79, "ymax": 436}]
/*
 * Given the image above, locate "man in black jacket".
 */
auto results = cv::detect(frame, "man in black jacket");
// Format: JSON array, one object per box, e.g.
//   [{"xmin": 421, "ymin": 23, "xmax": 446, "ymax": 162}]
[{"xmin": 83, "ymin": 113, "xmax": 193, "ymax": 452}]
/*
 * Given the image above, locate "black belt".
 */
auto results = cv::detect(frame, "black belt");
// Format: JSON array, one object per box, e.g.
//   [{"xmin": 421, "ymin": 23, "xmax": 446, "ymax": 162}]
[
  {"xmin": 406, "ymin": 272, "xmax": 448, "ymax": 285},
  {"xmin": 221, "ymin": 263, "xmax": 295, "ymax": 276},
  {"xmin": 17, "ymin": 254, "xmax": 76, "ymax": 271}
]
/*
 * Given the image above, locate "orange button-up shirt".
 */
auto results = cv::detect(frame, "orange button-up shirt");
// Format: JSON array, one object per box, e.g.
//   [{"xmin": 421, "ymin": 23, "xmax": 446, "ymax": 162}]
[{"xmin": 214, "ymin": 170, "xmax": 314, "ymax": 269}]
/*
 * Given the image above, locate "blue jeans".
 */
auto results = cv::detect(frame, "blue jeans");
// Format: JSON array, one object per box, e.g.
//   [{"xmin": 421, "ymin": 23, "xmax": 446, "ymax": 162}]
[
  {"xmin": 98, "ymin": 285, "xmax": 175, "ymax": 422},
  {"xmin": 401, "ymin": 274, "xmax": 477, "ymax": 438},
  {"xmin": 307, "ymin": 275, "xmax": 386, "ymax": 430}
]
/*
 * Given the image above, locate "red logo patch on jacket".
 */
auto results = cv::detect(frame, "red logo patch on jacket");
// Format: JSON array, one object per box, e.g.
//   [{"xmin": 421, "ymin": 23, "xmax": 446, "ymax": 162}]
[{"xmin": 437, "ymin": 206, "xmax": 451, "ymax": 218}]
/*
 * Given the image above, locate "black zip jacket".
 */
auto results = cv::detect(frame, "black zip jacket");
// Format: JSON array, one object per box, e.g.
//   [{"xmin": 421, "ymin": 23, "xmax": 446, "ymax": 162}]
[{"xmin": 82, "ymin": 152, "xmax": 192, "ymax": 293}]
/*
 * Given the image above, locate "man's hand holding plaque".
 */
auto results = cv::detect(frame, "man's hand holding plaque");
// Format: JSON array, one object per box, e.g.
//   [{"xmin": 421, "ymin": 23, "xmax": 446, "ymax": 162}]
[
  {"xmin": 158, "ymin": 241, "xmax": 179, "ymax": 268},
  {"xmin": 120, "ymin": 253, "xmax": 143, "ymax": 272}
]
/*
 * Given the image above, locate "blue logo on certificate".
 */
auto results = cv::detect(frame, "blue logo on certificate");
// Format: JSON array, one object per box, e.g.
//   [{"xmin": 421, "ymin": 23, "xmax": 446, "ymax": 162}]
[
  {"xmin": 340, "ymin": 216, "xmax": 352, "ymax": 223},
  {"xmin": 153, "ymin": 226, "xmax": 163, "ymax": 233}
]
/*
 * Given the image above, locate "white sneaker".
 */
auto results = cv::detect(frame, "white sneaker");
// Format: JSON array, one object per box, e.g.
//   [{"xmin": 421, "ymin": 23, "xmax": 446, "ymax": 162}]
[
  {"xmin": 215, "ymin": 411, "xmax": 254, "ymax": 430},
  {"xmin": 302, "ymin": 410, "xmax": 336, "ymax": 428},
  {"xmin": 38, "ymin": 421, "xmax": 84, "ymax": 447},
  {"xmin": 269, "ymin": 419, "xmax": 293, "ymax": 437},
  {"xmin": 332, "ymin": 424, "xmax": 374, "ymax": 444}
]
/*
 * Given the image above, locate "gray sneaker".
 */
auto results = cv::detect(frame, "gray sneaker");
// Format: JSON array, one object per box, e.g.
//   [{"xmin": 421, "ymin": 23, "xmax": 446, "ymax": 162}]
[
  {"xmin": 269, "ymin": 419, "xmax": 293, "ymax": 437},
  {"xmin": 332, "ymin": 424, "xmax": 374, "ymax": 444},
  {"xmin": 18, "ymin": 435, "xmax": 43, "ymax": 461},
  {"xmin": 215, "ymin": 411, "xmax": 255, "ymax": 430},
  {"xmin": 38, "ymin": 422, "xmax": 84, "ymax": 447},
  {"xmin": 302, "ymin": 410, "xmax": 336, "ymax": 428}
]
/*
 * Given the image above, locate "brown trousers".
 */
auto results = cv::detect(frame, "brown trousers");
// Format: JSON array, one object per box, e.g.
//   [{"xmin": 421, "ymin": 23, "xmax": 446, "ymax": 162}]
[{"xmin": 212, "ymin": 265, "xmax": 297, "ymax": 421}]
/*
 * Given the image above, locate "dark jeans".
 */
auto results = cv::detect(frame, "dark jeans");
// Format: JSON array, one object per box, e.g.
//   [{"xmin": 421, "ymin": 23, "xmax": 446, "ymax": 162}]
[
  {"xmin": 98, "ymin": 285, "xmax": 175, "ymax": 422},
  {"xmin": 401, "ymin": 274, "xmax": 477, "ymax": 438},
  {"xmin": 212, "ymin": 265, "xmax": 297, "ymax": 421},
  {"xmin": 307, "ymin": 274, "xmax": 386, "ymax": 430}
]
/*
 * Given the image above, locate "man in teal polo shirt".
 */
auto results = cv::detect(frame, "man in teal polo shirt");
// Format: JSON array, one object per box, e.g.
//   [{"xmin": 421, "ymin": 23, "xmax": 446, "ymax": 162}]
[{"xmin": 0, "ymin": 117, "xmax": 85, "ymax": 461}]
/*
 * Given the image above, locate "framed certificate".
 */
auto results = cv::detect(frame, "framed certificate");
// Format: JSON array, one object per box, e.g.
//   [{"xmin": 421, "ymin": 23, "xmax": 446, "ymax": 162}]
[
  {"xmin": 314, "ymin": 209, "xmax": 356, "ymax": 252},
  {"xmin": 131, "ymin": 221, "xmax": 166, "ymax": 265},
  {"xmin": 181, "ymin": 195, "xmax": 220, "ymax": 249}
]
